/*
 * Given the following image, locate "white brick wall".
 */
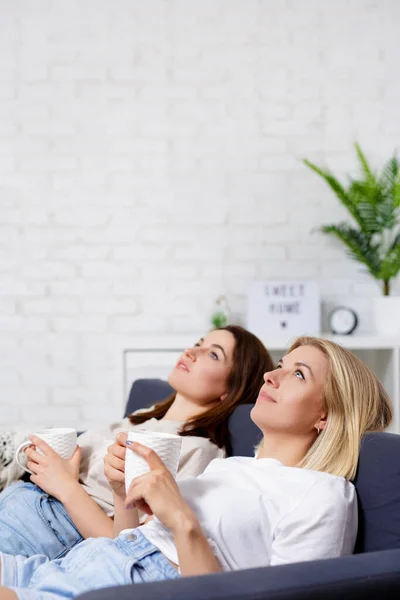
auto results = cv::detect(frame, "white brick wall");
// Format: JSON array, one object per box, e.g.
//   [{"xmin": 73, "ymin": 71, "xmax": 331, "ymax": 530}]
[{"xmin": 0, "ymin": 0, "xmax": 399, "ymax": 428}]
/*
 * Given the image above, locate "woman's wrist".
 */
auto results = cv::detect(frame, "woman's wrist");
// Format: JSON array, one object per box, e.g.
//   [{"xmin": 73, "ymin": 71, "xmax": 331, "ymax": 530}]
[
  {"xmin": 171, "ymin": 507, "xmax": 200, "ymax": 537},
  {"xmin": 58, "ymin": 478, "xmax": 83, "ymax": 506},
  {"xmin": 112, "ymin": 489, "xmax": 126, "ymax": 503}
]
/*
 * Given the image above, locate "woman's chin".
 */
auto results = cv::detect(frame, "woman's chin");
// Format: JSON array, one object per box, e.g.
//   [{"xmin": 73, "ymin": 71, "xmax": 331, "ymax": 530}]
[
  {"xmin": 250, "ymin": 404, "xmax": 269, "ymax": 431},
  {"xmin": 167, "ymin": 369, "xmax": 187, "ymax": 391},
  {"xmin": 167, "ymin": 370, "xmax": 178, "ymax": 387},
  {"xmin": 250, "ymin": 404, "xmax": 259, "ymax": 426}
]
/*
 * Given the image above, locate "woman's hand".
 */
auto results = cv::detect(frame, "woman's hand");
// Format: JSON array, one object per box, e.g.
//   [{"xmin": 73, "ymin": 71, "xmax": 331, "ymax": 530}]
[
  {"xmin": 126, "ymin": 443, "xmax": 220, "ymax": 578},
  {"xmin": 104, "ymin": 433, "xmax": 127, "ymax": 500},
  {"xmin": 125, "ymin": 441, "xmax": 197, "ymax": 533},
  {"xmin": 25, "ymin": 436, "xmax": 81, "ymax": 502}
]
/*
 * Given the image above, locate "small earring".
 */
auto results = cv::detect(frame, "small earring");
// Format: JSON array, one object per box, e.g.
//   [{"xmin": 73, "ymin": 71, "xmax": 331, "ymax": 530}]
[{"xmin": 316, "ymin": 427, "xmax": 320, "ymax": 434}]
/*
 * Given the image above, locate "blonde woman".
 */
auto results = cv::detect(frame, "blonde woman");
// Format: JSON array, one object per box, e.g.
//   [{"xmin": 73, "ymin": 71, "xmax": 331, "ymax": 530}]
[{"xmin": 0, "ymin": 337, "xmax": 392, "ymax": 600}]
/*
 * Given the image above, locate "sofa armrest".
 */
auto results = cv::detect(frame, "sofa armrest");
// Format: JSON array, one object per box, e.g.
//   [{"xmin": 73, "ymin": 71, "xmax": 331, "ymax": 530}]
[{"xmin": 77, "ymin": 548, "xmax": 400, "ymax": 600}]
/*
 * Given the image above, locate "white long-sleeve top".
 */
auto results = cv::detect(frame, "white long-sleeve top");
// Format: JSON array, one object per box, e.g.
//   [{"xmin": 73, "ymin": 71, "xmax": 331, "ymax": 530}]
[{"xmin": 138, "ymin": 456, "xmax": 357, "ymax": 571}]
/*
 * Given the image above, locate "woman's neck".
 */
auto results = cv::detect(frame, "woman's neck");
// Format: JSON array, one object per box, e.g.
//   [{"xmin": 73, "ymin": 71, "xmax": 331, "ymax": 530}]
[
  {"xmin": 162, "ymin": 393, "xmax": 214, "ymax": 422},
  {"xmin": 257, "ymin": 432, "xmax": 317, "ymax": 467}
]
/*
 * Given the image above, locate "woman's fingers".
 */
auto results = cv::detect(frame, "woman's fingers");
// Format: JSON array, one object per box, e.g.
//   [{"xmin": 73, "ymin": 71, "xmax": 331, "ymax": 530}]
[
  {"xmin": 24, "ymin": 447, "xmax": 45, "ymax": 464},
  {"xmin": 29, "ymin": 436, "xmax": 56, "ymax": 457},
  {"xmin": 105, "ymin": 467, "xmax": 124, "ymax": 483},
  {"xmin": 124, "ymin": 473, "xmax": 161, "ymax": 512},
  {"xmin": 107, "ymin": 443, "xmax": 126, "ymax": 460},
  {"xmin": 26, "ymin": 460, "xmax": 39, "ymax": 474},
  {"xmin": 104, "ymin": 453, "xmax": 125, "ymax": 473},
  {"xmin": 126, "ymin": 471, "xmax": 155, "ymax": 494},
  {"xmin": 125, "ymin": 484, "xmax": 153, "ymax": 514},
  {"xmin": 116, "ymin": 432, "xmax": 128, "ymax": 446},
  {"xmin": 129, "ymin": 498, "xmax": 152, "ymax": 515}
]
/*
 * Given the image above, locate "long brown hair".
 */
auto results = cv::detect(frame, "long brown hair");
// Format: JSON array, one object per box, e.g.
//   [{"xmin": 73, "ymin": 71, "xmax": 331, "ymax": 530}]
[{"xmin": 129, "ymin": 326, "xmax": 274, "ymax": 455}]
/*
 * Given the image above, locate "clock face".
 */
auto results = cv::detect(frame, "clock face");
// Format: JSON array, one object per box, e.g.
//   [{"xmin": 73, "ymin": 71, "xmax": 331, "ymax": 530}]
[{"xmin": 329, "ymin": 307, "xmax": 358, "ymax": 335}]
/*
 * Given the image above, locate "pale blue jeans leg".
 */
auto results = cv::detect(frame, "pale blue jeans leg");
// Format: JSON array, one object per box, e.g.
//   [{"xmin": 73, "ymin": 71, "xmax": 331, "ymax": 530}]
[
  {"xmin": 0, "ymin": 481, "xmax": 83, "ymax": 558},
  {"xmin": 1, "ymin": 530, "xmax": 180, "ymax": 600}
]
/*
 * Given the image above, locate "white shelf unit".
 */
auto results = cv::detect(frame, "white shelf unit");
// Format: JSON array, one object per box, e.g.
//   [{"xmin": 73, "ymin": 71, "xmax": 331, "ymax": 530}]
[{"xmin": 123, "ymin": 335, "xmax": 400, "ymax": 434}]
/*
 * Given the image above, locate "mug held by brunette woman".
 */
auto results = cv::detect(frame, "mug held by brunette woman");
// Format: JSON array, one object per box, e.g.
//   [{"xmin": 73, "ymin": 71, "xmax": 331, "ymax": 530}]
[
  {"xmin": 0, "ymin": 337, "xmax": 392, "ymax": 600},
  {"xmin": 0, "ymin": 326, "xmax": 273, "ymax": 560}
]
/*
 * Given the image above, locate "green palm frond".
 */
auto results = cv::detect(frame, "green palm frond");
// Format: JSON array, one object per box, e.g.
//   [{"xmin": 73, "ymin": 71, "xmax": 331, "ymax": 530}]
[
  {"xmin": 347, "ymin": 181, "xmax": 383, "ymax": 232},
  {"xmin": 304, "ymin": 144, "xmax": 400, "ymax": 294},
  {"xmin": 390, "ymin": 232, "xmax": 400, "ymax": 251},
  {"xmin": 377, "ymin": 198, "xmax": 399, "ymax": 230},
  {"xmin": 380, "ymin": 156, "xmax": 400, "ymax": 208},
  {"xmin": 355, "ymin": 143, "xmax": 377, "ymax": 188},
  {"xmin": 303, "ymin": 160, "xmax": 348, "ymax": 205},
  {"xmin": 354, "ymin": 202, "xmax": 382, "ymax": 233},
  {"xmin": 322, "ymin": 224, "xmax": 381, "ymax": 277},
  {"xmin": 377, "ymin": 242, "xmax": 400, "ymax": 282},
  {"xmin": 380, "ymin": 156, "xmax": 399, "ymax": 192},
  {"xmin": 395, "ymin": 181, "xmax": 400, "ymax": 208},
  {"xmin": 303, "ymin": 159, "xmax": 365, "ymax": 227}
]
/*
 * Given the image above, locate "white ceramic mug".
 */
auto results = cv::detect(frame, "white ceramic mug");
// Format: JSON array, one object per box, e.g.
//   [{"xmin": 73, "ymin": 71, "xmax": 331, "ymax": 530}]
[
  {"xmin": 15, "ymin": 428, "xmax": 78, "ymax": 474},
  {"xmin": 125, "ymin": 430, "xmax": 182, "ymax": 493}
]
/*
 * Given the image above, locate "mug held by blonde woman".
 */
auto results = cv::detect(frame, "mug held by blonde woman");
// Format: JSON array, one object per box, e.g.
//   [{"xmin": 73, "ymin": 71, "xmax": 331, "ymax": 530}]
[
  {"xmin": 125, "ymin": 430, "xmax": 182, "ymax": 493},
  {"xmin": 15, "ymin": 428, "xmax": 78, "ymax": 475}
]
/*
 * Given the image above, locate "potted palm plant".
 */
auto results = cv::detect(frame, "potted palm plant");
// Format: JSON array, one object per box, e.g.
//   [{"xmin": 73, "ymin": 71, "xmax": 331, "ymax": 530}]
[{"xmin": 304, "ymin": 143, "xmax": 400, "ymax": 336}]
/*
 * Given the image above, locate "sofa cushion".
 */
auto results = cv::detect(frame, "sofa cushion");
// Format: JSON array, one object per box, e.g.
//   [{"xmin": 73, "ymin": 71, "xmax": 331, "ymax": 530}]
[
  {"xmin": 354, "ymin": 431, "xmax": 400, "ymax": 552},
  {"xmin": 228, "ymin": 403, "xmax": 261, "ymax": 457},
  {"xmin": 124, "ymin": 378, "xmax": 173, "ymax": 417},
  {"xmin": 76, "ymin": 548, "xmax": 400, "ymax": 600}
]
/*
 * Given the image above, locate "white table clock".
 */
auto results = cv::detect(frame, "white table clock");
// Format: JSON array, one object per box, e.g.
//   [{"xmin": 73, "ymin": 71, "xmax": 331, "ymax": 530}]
[{"xmin": 329, "ymin": 306, "xmax": 358, "ymax": 335}]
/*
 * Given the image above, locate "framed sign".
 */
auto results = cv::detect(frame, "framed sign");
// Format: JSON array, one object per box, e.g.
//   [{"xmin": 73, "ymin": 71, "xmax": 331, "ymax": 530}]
[{"xmin": 246, "ymin": 280, "xmax": 321, "ymax": 339}]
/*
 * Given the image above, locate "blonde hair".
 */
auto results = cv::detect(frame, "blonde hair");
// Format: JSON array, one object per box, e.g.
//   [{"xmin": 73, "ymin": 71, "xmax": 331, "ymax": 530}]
[{"xmin": 289, "ymin": 337, "xmax": 393, "ymax": 480}]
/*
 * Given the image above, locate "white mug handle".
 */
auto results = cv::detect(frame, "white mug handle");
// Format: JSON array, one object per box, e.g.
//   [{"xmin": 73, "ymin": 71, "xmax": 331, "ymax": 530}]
[{"xmin": 15, "ymin": 440, "xmax": 35, "ymax": 474}]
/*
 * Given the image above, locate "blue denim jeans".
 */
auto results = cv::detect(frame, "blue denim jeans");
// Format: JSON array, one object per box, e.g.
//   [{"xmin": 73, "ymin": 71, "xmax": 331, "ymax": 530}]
[
  {"xmin": 1, "ymin": 529, "xmax": 179, "ymax": 600},
  {"xmin": 0, "ymin": 482, "xmax": 83, "ymax": 558}
]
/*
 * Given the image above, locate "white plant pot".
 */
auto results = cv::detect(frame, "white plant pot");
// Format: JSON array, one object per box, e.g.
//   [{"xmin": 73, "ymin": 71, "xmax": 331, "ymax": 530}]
[{"xmin": 373, "ymin": 296, "xmax": 400, "ymax": 337}]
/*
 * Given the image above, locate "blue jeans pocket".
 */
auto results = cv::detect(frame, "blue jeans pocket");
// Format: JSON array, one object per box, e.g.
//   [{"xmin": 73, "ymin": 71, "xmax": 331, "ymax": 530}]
[
  {"xmin": 0, "ymin": 482, "xmax": 83, "ymax": 558},
  {"xmin": 36, "ymin": 491, "xmax": 83, "ymax": 557}
]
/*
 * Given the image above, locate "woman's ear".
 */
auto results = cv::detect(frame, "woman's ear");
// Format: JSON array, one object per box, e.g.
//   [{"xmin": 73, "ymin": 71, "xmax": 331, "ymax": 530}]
[
  {"xmin": 316, "ymin": 411, "xmax": 328, "ymax": 432},
  {"xmin": 220, "ymin": 391, "xmax": 228, "ymax": 402}
]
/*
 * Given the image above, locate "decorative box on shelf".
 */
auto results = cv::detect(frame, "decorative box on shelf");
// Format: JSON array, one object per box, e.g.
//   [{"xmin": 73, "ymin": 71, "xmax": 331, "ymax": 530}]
[{"xmin": 246, "ymin": 280, "xmax": 321, "ymax": 338}]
